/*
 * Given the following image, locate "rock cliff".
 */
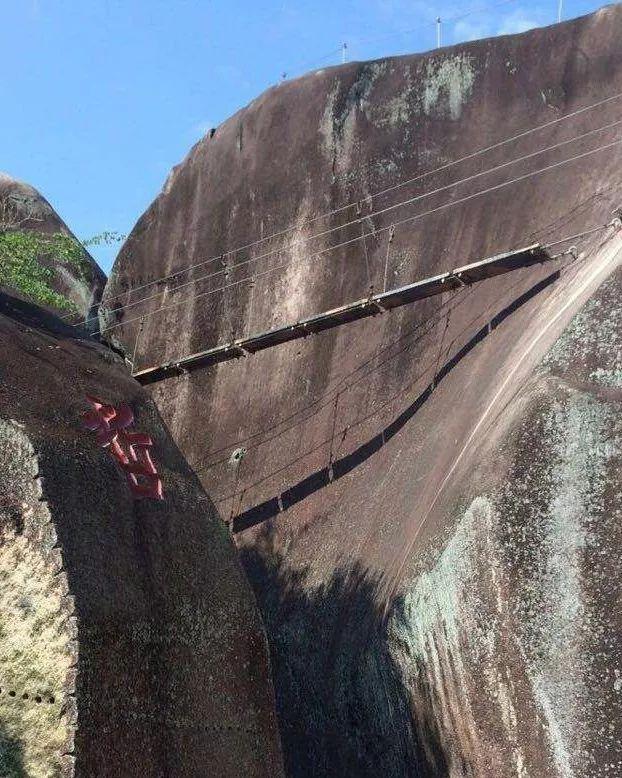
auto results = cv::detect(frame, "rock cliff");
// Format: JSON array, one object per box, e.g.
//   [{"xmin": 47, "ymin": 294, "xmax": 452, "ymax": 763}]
[
  {"xmin": 104, "ymin": 7, "xmax": 622, "ymax": 776},
  {"xmin": 0, "ymin": 291, "xmax": 284, "ymax": 777}
]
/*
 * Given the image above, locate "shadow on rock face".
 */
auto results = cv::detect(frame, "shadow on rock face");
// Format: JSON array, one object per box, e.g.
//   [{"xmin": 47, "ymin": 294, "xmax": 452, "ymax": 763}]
[
  {"xmin": 0, "ymin": 728, "xmax": 26, "ymax": 778},
  {"xmin": 241, "ymin": 531, "xmax": 451, "ymax": 778}
]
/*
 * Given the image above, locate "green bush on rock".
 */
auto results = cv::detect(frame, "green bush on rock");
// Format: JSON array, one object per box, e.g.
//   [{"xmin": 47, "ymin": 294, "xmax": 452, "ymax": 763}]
[{"xmin": 0, "ymin": 197, "xmax": 88, "ymax": 313}]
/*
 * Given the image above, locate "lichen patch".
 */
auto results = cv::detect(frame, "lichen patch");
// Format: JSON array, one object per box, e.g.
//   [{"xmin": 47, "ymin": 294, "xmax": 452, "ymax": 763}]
[
  {"xmin": 0, "ymin": 420, "xmax": 75, "ymax": 778},
  {"xmin": 422, "ymin": 54, "xmax": 476, "ymax": 120},
  {"xmin": 386, "ymin": 386, "xmax": 621, "ymax": 776}
]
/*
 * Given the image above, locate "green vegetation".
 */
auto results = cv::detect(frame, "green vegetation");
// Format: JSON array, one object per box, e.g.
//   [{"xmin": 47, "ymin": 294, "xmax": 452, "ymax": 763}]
[
  {"xmin": 0, "ymin": 196, "xmax": 89, "ymax": 313},
  {"xmin": 0, "ymin": 229, "xmax": 88, "ymax": 313},
  {"xmin": 0, "ymin": 196, "xmax": 126, "ymax": 314},
  {"xmin": 82, "ymin": 230, "xmax": 125, "ymax": 247}
]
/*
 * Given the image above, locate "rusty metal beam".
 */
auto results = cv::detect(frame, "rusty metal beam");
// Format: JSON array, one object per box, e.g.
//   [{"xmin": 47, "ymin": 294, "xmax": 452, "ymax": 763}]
[{"xmin": 133, "ymin": 244, "xmax": 551, "ymax": 386}]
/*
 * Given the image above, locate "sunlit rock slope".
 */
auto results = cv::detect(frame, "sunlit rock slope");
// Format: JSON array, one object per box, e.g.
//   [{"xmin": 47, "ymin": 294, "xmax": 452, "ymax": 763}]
[{"xmin": 104, "ymin": 6, "xmax": 622, "ymax": 776}]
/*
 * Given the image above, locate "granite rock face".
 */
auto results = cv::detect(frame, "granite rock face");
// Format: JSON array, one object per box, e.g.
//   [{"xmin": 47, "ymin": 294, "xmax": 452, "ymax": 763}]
[
  {"xmin": 0, "ymin": 173, "xmax": 105, "ymax": 325},
  {"xmin": 0, "ymin": 292, "xmax": 285, "ymax": 777},
  {"xmin": 104, "ymin": 6, "xmax": 622, "ymax": 777}
]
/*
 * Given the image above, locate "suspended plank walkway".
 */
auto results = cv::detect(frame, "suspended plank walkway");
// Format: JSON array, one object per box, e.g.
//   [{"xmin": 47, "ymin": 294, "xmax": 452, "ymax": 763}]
[{"xmin": 133, "ymin": 244, "xmax": 552, "ymax": 386}]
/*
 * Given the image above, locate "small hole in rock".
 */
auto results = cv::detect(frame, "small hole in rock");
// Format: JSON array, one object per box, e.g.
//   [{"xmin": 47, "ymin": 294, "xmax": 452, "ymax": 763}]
[
  {"xmin": 8, "ymin": 691, "xmax": 15, "ymax": 697},
  {"xmin": 35, "ymin": 696, "xmax": 42, "ymax": 704},
  {"xmin": 229, "ymin": 447, "xmax": 247, "ymax": 466},
  {"xmin": 22, "ymin": 693, "xmax": 29, "ymax": 700}
]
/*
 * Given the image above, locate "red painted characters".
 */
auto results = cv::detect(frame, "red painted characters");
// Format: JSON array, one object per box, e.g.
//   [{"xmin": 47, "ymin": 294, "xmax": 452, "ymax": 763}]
[{"xmin": 83, "ymin": 395, "xmax": 164, "ymax": 500}]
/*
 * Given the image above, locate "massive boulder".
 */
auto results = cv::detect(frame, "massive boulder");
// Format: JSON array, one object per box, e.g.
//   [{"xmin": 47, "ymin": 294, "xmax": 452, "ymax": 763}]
[
  {"xmin": 104, "ymin": 6, "xmax": 622, "ymax": 777},
  {"xmin": 0, "ymin": 173, "xmax": 105, "ymax": 325},
  {"xmin": 0, "ymin": 291, "xmax": 284, "ymax": 777}
]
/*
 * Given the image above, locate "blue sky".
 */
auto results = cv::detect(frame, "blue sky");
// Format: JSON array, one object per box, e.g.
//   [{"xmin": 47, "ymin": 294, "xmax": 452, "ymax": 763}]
[{"xmin": 0, "ymin": 0, "xmax": 603, "ymax": 273}]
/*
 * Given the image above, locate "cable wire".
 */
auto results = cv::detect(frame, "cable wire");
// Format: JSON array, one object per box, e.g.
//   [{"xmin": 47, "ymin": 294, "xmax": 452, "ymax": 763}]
[
  {"xmin": 91, "ymin": 89, "xmax": 622, "ymax": 312},
  {"xmin": 99, "ymin": 135, "xmax": 622, "ymax": 334},
  {"xmin": 193, "ymin": 227, "xmax": 611, "ymax": 479},
  {"xmin": 88, "ymin": 117, "xmax": 622, "ymax": 326}
]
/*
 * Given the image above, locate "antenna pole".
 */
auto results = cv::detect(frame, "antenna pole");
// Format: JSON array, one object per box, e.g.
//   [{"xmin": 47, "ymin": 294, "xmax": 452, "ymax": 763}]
[
  {"xmin": 557, "ymin": 0, "xmax": 563, "ymax": 22},
  {"xmin": 342, "ymin": 42, "xmax": 348, "ymax": 63},
  {"xmin": 436, "ymin": 17, "xmax": 442, "ymax": 48}
]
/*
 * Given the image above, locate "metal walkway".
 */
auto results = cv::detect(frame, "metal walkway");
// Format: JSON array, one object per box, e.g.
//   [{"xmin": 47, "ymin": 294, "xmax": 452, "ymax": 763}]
[{"xmin": 133, "ymin": 244, "xmax": 552, "ymax": 386}]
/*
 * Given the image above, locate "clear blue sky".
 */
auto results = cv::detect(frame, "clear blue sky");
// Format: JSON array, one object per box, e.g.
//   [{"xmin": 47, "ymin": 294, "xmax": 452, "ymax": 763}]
[{"xmin": 1, "ymin": 0, "xmax": 603, "ymax": 273}]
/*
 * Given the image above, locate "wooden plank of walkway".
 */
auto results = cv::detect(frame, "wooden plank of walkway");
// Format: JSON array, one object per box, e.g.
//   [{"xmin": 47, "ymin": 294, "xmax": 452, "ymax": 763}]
[{"xmin": 133, "ymin": 244, "xmax": 551, "ymax": 386}]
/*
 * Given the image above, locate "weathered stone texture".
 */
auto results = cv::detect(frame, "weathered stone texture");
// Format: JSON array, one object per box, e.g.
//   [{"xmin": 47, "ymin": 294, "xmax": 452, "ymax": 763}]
[
  {"xmin": 0, "ymin": 292, "xmax": 284, "ymax": 777},
  {"xmin": 0, "ymin": 420, "xmax": 75, "ymax": 778},
  {"xmin": 104, "ymin": 6, "xmax": 622, "ymax": 777}
]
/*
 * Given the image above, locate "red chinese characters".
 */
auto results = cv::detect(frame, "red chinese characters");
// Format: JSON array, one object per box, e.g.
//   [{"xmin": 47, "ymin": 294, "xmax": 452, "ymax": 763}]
[{"xmin": 83, "ymin": 395, "xmax": 164, "ymax": 500}]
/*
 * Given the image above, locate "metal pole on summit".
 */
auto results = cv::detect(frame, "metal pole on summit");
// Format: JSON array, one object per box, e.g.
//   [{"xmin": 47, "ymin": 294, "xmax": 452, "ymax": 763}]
[
  {"xmin": 436, "ymin": 17, "xmax": 442, "ymax": 48},
  {"xmin": 342, "ymin": 42, "xmax": 348, "ymax": 63},
  {"xmin": 557, "ymin": 0, "xmax": 563, "ymax": 22}
]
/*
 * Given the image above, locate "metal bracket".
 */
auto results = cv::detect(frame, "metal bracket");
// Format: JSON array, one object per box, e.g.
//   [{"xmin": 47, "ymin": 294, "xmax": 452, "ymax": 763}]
[
  {"xmin": 610, "ymin": 210, "xmax": 622, "ymax": 231},
  {"xmin": 229, "ymin": 343, "xmax": 248, "ymax": 357},
  {"xmin": 448, "ymin": 272, "xmax": 467, "ymax": 288}
]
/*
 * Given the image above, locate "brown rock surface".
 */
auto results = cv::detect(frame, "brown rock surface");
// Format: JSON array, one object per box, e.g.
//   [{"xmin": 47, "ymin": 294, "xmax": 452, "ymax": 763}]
[
  {"xmin": 104, "ymin": 7, "xmax": 622, "ymax": 777},
  {"xmin": 0, "ymin": 291, "xmax": 284, "ymax": 777}
]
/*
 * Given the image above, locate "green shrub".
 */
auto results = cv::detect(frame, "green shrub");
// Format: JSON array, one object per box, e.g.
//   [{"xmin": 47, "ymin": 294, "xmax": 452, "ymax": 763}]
[{"xmin": 0, "ymin": 229, "xmax": 88, "ymax": 313}]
